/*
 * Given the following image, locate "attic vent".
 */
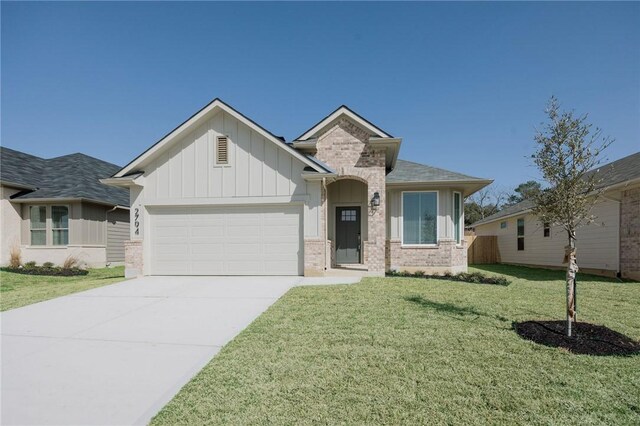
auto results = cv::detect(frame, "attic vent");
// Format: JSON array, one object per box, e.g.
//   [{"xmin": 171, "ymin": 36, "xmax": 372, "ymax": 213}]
[{"xmin": 216, "ymin": 136, "xmax": 229, "ymax": 165}]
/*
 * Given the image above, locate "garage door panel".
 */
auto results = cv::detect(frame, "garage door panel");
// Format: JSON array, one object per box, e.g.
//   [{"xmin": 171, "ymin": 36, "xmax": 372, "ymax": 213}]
[{"xmin": 149, "ymin": 205, "xmax": 302, "ymax": 275}]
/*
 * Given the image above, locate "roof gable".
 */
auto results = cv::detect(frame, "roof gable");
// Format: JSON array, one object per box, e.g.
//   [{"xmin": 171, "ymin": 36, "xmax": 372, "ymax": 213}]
[
  {"xmin": 294, "ymin": 105, "xmax": 392, "ymax": 141},
  {"xmin": 114, "ymin": 98, "xmax": 326, "ymax": 177}
]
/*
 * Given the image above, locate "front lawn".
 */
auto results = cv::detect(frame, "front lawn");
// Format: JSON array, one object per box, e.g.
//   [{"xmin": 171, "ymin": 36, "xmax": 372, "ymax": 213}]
[
  {"xmin": 0, "ymin": 266, "xmax": 125, "ymax": 311},
  {"xmin": 152, "ymin": 265, "xmax": 640, "ymax": 425}
]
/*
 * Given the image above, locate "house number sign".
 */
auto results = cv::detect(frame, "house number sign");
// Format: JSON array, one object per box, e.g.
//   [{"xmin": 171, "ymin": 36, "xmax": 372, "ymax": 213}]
[{"xmin": 134, "ymin": 208, "xmax": 140, "ymax": 236}]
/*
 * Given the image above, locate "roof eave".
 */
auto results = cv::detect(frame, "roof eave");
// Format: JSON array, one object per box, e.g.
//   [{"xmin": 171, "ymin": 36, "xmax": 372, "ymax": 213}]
[{"xmin": 9, "ymin": 196, "xmax": 130, "ymax": 209}]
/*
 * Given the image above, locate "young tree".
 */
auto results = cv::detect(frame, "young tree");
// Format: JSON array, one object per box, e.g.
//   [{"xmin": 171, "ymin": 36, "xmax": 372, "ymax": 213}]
[{"xmin": 531, "ymin": 97, "xmax": 612, "ymax": 337}]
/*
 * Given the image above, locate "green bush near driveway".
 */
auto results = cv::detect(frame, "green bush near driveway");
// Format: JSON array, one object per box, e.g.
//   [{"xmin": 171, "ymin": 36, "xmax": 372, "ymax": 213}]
[
  {"xmin": 152, "ymin": 265, "xmax": 639, "ymax": 425},
  {"xmin": 0, "ymin": 266, "xmax": 125, "ymax": 311}
]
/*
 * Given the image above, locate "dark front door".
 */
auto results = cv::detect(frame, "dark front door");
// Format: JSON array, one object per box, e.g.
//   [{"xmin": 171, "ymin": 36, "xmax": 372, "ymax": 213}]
[{"xmin": 336, "ymin": 207, "xmax": 361, "ymax": 264}]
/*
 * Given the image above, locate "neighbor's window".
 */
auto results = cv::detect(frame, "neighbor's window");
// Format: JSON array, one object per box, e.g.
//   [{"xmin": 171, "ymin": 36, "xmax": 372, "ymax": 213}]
[
  {"xmin": 52, "ymin": 206, "xmax": 69, "ymax": 245},
  {"xmin": 543, "ymin": 223, "xmax": 550, "ymax": 238},
  {"xmin": 517, "ymin": 218, "xmax": 525, "ymax": 251},
  {"xmin": 30, "ymin": 206, "xmax": 47, "ymax": 245},
  {"xmin": 403, "ymin": 191, "xmax": 437, "ymax": 245},
  {"xmin": 453, "ymin": 192, "xmax": 462, "ymax": 244},
  {"xmin": 500, "ymin": 221, "xmax": 507, "ymax": 229}
]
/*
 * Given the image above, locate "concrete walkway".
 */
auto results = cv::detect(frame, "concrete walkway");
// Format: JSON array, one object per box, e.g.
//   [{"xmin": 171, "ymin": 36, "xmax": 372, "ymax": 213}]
[{"xmin": 1, "ymin": 275, "xmax": 360, "ymax": 425}]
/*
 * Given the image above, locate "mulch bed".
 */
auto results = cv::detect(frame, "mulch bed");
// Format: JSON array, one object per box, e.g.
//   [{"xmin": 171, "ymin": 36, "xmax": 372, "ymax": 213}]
[
  {"xmin": 514, "ymin": 320, "xmax": 640, "ymax": 356},
  {"xmin": 1, "ymin": 267, "xmax": 88, "ymax": 277}
]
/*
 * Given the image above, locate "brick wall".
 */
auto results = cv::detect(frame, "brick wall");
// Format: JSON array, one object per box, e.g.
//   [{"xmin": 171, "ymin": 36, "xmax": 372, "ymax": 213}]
[
  {"xmin": 304, "ymin": 239, "xmax": 325, "ymax": 276},
  {"xmin": 386, "ymin": 239, "xmax": 467, "ymax": 274},
  {"xmin": 124, "ymin": 240, "xmax": 143, "ymax": 278},
  {"xmin": 312, "ymin": 118, "xmax": 387, "ymax": 274},
  {"xmin": 620, "ymin": 187, "xmax": 640, "ymax": 280}
]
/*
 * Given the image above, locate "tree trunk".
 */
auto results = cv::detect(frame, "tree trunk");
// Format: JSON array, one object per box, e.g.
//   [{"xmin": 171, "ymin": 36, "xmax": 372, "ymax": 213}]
[{"xmin": 565, "ymin": 231, "xmax": 578, "ymax": 337}]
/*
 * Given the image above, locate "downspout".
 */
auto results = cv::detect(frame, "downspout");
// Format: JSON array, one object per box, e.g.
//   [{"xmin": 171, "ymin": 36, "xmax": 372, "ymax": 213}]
[{"xmin": 322, "ymin": 177, "xmax": 328, "ymax": 271}]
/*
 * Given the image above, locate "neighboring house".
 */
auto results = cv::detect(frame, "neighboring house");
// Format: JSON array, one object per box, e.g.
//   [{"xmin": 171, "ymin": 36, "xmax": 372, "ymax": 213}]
[
  {"xmin": 104, "ymin": 99, "xmax": 491, "ymax": 277},
  {"xmin": 472, "ymin": 152, "xmax": 640, "ymax": 280},
  {"xmin": 0, "ymin": 147, "xmax": 130, "ymax": 267}
]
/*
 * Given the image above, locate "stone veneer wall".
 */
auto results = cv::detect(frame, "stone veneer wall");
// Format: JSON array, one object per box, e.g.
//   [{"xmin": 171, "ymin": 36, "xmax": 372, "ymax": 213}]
[
  {"xmin": 124, "ymin": 240, "xmax": 143, "ymax": 278},
  {"xmin": 386, "ymin": 239, "xmax": 467, "ymax": 274},
  {"xmin": 311, "ymin": 117, "xmax": 387, "ymax": 275},
  {"xmin": 620, "ymin": 187, "xmax": 640, "ymax": 280}
]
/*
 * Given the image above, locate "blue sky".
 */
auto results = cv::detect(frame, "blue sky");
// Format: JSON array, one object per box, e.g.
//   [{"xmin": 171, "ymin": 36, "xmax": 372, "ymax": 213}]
[{"xmin": 2, "ymin": 2, "xmax": 639, "ymax": 191}]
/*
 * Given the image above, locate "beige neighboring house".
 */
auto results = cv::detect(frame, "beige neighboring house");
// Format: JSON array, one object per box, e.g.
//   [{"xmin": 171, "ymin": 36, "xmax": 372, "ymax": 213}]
[
  {"xmin": 0, "ymin": 147, "xmax": 130, "ymax": 268},
  {"xmin": 472, "ymin": 152, "xmax": 640, "ymax": 280},
  {"xmin": 103, "ymin": 99, "xmax": 492, "ymax": 278}
]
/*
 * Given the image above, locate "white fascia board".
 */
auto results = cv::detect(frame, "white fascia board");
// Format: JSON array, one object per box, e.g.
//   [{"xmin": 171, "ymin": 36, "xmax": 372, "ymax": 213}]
[
  {"xmin": 115, "ymin": 100, "xmax": 325, "ymax": 177},
  {"xmin": 297, "ymin": 107, "xmax": 391, "ymax": 141}
]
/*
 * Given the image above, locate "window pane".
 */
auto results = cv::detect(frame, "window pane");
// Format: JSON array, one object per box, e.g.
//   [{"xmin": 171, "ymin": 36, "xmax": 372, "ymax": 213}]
[
  {"xmin": 31, "ymin": 230, "xmax": 46, "ymax": 245},
  {"xmin": 52, "ymin": 206, "xmax": 69, "ymax": 228},
  {"xmin": 420, "ymin": 192, "xmax": 437, "ymax": 244},
  {"xmin": 517, "ymin": 237, "xmax": 524, "ymax": 251},
  {"xmin": 517, "ymin": 218, "xmax": 525, "ymax": 236},
  {"xmin": 403, "ymin": 193, "xmax": 420, "ymax": 244},
  {"xmin": 30, "ymin": 206, "xmax": 46, "ymax": 229},
  {"xmin": 403, "ymin": 192, "xmax": 438, "ymax": 245},
  {"xmin": 453, "ymin": 193, "xmax": 461, "ymax": 243},
  {"xmin": 52, "ymin": 230, "xmax": 69, "ymax": 246}
]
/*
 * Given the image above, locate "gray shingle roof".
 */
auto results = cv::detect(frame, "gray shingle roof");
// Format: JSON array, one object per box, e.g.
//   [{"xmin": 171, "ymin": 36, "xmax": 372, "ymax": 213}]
[
  {"xmin": 471, "ymin": 151, "xmax": 640, "ymax": 227},
  {"xmin": 0, "ymin": 147, "xmax": 129, "ymax": 206},
  {"xmin": 386, "ymin": 159, "xmax": 488, "ymax": 183}
]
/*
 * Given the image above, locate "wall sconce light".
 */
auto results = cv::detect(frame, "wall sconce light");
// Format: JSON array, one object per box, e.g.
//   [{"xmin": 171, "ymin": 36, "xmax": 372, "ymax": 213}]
[{"xmin": 371, "ymin": 192, "xmax": 381, "ymax": 210}]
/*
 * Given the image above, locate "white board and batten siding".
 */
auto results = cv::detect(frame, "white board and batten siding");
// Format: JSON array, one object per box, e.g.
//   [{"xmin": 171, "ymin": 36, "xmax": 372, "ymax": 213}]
[
  {"xmin": 136, "ymin": 110, "xmax": 320, "ymax": 275},
  {"xmin": 475, "ymin": 199, "xmax": 620, "ymax": 272}
]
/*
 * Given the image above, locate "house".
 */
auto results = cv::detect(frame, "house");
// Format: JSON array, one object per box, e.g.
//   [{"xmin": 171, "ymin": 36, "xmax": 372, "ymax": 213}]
[
  {"xmin": 0, "ymin": 147, "xmax": 130, "ymax": 268},
  {"xmin": 103, "ymin": 99, "xmax": 491, "ymax": 277},
  {"xmin": 471, "ymin": 152, "xmax": 640, "ymax": 280}
]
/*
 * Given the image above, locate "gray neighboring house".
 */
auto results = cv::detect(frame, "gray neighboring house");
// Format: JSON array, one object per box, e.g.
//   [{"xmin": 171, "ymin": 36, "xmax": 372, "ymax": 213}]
[
  {"xmin": 0, "ymin": 147, "xmax": 130, "ymax": 267},
  {"xmin": 472, "ymin": 151, "xmax": 640, "ymax": 280},
  {"xmin": 104, "ymin": 99, "xmax": 492, "ymax": 277}
]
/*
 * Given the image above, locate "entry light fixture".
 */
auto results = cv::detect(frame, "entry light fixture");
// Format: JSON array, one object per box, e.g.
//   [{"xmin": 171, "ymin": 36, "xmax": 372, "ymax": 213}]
[{"xmin": 371, "ymin": 192, "xmax": 381, "ymax": 210}]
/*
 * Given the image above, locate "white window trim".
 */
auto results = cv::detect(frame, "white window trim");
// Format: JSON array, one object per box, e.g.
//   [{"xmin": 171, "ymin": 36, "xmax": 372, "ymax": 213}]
[
  {"xmin": 51, "ymin": 204, "xmax": 70, "ymax": 246},
  {"xmin": 453, "ymin": 191, "xmax": 463, "ymax": 246},
  {"xmin": 400, "ymin": 190, "xmax": 439, "ymax": 247}
]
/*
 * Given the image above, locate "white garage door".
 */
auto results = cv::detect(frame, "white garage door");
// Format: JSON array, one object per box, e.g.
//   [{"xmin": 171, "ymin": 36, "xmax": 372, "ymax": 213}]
[{"xmin": 149, "ymin": 205, "xmax": 302, "ymax": 275}]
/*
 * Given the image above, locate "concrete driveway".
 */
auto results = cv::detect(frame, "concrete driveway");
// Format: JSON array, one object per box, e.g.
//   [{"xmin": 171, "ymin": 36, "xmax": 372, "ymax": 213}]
[{"xmin": 1, "ymin": 275, "xmax": 359, "ymax": 425}]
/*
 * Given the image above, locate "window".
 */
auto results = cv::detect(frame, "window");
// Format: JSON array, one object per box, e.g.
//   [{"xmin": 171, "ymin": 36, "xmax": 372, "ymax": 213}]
[
  {"xmin": 341, "ymin": 209, "xmax": 357, "ymax": 221},
  {"xmin": 517, "ymin": 218, "xmax": 525, "ymax": 251},
  {"xmin": 500, "ymin": 221, "xmax": 507, "ymax": 229},
  {"xmin": 543, "ymin": 223, "xmax": 550, "ymax": 238},
  {"xmin": 402, "ymin": 191, "xmax": 438, "ymax": 245},
  {"xmin": 30, "ymin": 206, "xmax": 46, "ymax": 245},
  {"xmin": 216, "ymin": 136, "xmax": 229, "ymax": 165},
  {"xmin": 453, "ymin": 192, "xmax": 462, "ymax": 244},
  {"xmin": 52, "ymin": 206, "xmax": 69, "ymax": 245}
]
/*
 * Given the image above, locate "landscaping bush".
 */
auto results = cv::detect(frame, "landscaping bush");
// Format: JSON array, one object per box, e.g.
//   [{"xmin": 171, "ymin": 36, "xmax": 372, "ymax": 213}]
[
  {"xmin": 42, "ymin": 261, "xmax": 55, "ymax": 268},
  {"xmin": 2, "ymin": 266, "xmax": 88, "ymax": 276},
  {"xmin": 24, "ymin": 261, "xmax": 37, "ymax": 269},
  {"xmin": 9, "ymin": 245, "xmax": 21, "ymax": 268},
  {"xmin": 387, "ymin": 269, "xmax": 510, "ymax": 286}
]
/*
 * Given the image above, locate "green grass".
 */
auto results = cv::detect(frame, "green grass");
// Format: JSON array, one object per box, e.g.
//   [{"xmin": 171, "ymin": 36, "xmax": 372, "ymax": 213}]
[
  {"xmin": 0, "ymin": 266, "xmax": 125, "ymax": 311},
  {"xmin": 152, "ymin": 265, "xmax": 640, "ymax": 425}
]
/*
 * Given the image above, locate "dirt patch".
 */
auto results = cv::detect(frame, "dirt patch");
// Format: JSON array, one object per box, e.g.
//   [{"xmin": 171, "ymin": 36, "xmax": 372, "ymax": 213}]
[{"xmin": 514, "ymin": 320, "xmax": 640, "ymax": 356}]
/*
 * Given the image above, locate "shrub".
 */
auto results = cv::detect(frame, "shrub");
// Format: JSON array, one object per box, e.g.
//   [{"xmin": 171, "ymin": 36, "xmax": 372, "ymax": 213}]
[
  {"xmin": 62, "ymin": 255, "xmax": 83, "ymax": 270},
  {"xmin": 42, "ymin": 262, "xmax": 55, "ymax": 268},
  {"xmin": 2, "ymin": 265, "xmax": 88, "ymax": 276},
  {"xmin": 24, "ymin": 261, "xmax": 37, "ymax": 269},
  {"xmin": 9, "ymin": 245, "xmax": 21, "ymax": 268},
  {"xmin": 386, "ymin": 270, "xmax": 510, "ymax": 286}
]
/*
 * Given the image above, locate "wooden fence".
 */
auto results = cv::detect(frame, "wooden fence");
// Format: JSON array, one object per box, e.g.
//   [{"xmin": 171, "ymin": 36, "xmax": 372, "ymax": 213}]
[{"xmin": 465, "ymin": 235, "xmax": 500, "ymax": 264}]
